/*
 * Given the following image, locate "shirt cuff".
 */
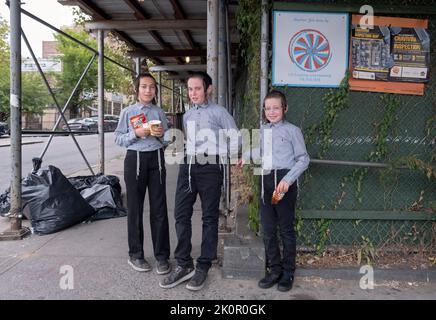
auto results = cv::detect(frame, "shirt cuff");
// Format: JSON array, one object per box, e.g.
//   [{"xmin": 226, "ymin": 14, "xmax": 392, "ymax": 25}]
[
  {"xmin": 129, "ymin": 129, "xmax": 138, "ymax": 141},
  {"xmin": 282, "ymin": 171, "xmax": 294, "ymax": 186}
]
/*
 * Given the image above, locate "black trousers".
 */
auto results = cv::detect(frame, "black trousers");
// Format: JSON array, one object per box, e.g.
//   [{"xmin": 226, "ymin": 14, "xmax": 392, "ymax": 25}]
[
  {"xmin": 174, "ymin": 160, "xmax": 223, "ymax": 272},
  {"xmin": 124, "ymin": 149, "xmax": 170, "ymax": 262},
  {"xmin": 260, "ymin": 170, "xmax": 298, "ymax": 276}
]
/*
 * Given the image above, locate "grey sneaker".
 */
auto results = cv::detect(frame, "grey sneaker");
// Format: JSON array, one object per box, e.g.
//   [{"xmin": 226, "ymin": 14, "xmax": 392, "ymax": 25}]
[
  {"xmin": 128, "ymin": 258, "xmax": 152, "ymax": 272},
  {"xmin": 186, "ymin": 269, "xmax": 208, "ymax": 291},
  {"xmin": 156, "ymin": 260, "xmax": 171, "ymax": 275},
  {"xmin": 159, "ymin": 265, "xmax": 195, "ymax": 289}
]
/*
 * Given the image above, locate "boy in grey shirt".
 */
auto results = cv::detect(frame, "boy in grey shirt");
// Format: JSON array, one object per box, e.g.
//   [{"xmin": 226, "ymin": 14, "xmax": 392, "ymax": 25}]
[
  {"xmin": 160, "ymin": 72, "xmax": 238, "ymax": 291},
  {"xmin": 114, "ymin": 73, "xmax": 171, "ymax": 276}
]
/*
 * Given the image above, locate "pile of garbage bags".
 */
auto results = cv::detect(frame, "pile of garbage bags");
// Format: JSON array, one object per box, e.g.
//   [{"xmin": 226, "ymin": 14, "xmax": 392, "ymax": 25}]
[
  {"xmin": 0, "ymin": 188, "xmax": 10, "ymax": 217},
  {"xmin": 0, "ymin": 165, "xmax": 126, "ymax": 235}
]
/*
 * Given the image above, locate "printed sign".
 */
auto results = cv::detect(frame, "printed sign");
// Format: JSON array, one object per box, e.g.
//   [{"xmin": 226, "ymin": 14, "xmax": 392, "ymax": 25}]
[
  {"xmin": 351, "ymin": 25, "xmax": 392, "ymax": 81},
  {"xmin": 129, "ymin": 113, "xmax": 147, "ymax": 129},
  {"xmin": 349, "ymin": 15, "xmax": 428, "ymax": 95},
  {"xmin": 389, "ymin": 27, "xmax": 430, "ymax": 82},
  {"xmin": 272, "ymin": 11, "xmax": 349, "ymax": 87},
  {"xmin": 22, "ymin": 58, "xmax": 62, "ymax": 72}
]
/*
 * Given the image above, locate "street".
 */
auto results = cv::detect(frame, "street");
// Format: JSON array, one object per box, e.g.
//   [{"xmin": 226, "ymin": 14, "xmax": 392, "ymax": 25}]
[{"xmin": 0, "ymin": 132, "xmax": 125, "ymax": 192}]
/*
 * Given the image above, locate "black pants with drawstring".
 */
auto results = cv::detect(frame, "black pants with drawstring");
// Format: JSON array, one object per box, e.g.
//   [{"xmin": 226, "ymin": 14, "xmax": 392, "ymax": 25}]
[
  {"xmin": 124, "ymin": 149, "xmax": 170, "ymax": 262},
  {"xmin": 173, "ymin": 157, "xmax": 223, "ymax": 273},
  {"xmin": 260, "ymin": 169, "xmax": 298, "ymax": 277}
]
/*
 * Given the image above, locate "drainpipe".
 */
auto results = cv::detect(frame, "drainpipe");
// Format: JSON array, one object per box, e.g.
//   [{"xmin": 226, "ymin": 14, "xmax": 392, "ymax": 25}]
[
  {"xmin": 225, "ymin": 3, "xmax": 233, "ymax": 115},
  {"xmin": 135, "ymin": 57, "xmax": 142, "ymax": 75},
  {"xmin": 207, "ymin": 0, "xmax": 218, "ymax": 103},
  {"xmin": 98, "ymin": 29, "xmax": 105, "ymax": 174},
  {"xmin": 218, "ymin": 0, "xmax": 227, "ymax": 107},
  {"xmin": 0, "ymin": 0, "xmax": 30, "ymax": 240},
  {"xmin": 158, "ymin": 71, "xmax": 162, "ymax": 107},
  {"xmin": 171, "ymin": 79, "xmax": 175, "ymax": 113}
]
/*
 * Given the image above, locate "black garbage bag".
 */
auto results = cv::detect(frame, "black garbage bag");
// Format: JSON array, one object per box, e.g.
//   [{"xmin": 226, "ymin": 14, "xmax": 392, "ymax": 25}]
[
  {"xmin": 1, "ymin": 186, "xmax": 30, "ymax": 219},
  {"xmin": 0, "ymin": 188, "xmax": 10, "ymax": 217},
  {"xmin": 80, "ymin": 184, "xmax": 127, "ymax": 221},
  {"xmin": 68, "ymin": 175, "xmax": 100, "ymax": 192},
  {"xmin": 68, "ymin": 174, "xmax": 126, "ymax": 221},
  {"xmin": 22, "ymin": 165, "xmax": 95, "ymax": 235}
]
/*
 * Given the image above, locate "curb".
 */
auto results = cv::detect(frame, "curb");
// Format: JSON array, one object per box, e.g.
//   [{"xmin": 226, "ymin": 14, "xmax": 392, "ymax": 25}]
[
  {"xmin": 0, "ymin": 140, "xmax": 44, "ymax": 148},
  {"xmin": 296, "ymin": 266, "xmax": 436, "ymax": 283},
  {"xmin": 222, "ymin": 205, "xmax": 436, "ymax": 283},
  {"xmin": 222, "ymin": 234, "xmax": 436, "ymax": 283}
]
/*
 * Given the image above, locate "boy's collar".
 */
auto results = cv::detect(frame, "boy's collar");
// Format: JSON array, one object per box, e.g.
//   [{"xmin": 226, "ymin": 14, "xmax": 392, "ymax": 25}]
[
  {"xmin": 139, "ymin": 102, "xmax": 153, "ymax": 108},
  {"xmin": 266, "ymin": 119, "xmax": 285, "ymax": 128},
  {"xmin": 194, "ymin": 102, "xmax": 210, "ymax": 109}
]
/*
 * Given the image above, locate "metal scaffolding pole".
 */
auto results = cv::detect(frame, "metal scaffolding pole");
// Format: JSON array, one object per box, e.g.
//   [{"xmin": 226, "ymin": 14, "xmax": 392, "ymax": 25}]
[
  {"xmin": 0, "ymin": 0, "xmax": 30, "ymax": 240},
  {"xmin": 207, "ymin": 0, "xmax": 219, "ymax": 103},
  {"xmin": 218, "ymin": 0, "xmax": 227, "ymax": 107},
  {"xmin": 225, "ymin": 3, "xmax": 233, "ymax": 115},
  {"xmin": 260, "ymin": 0, "xmax": 270, "ymax": 127},
  {"xmin": 217, "ymin": 0, "xmax": 231, "ymax": 230},
  {"xmin": 223, "ymin": 1, "xmax": 232, "ymax": 220},
  {"xmin": 171, "ymin": 79, "xmax": 175, "ymax": 113},
  {"xmin": 135, "ymin": 57, "xmax": 142, "ymax": 76},
  {"xmin": 98, "ymin": 30, "xmax": 105, "ymax": 174},
  {"xmin": 38, "ymin": 54, "xmax": 97, "ymax": 163},
  {"xmin": 14, "ymin": 4, "xmax": 135, "ymax": 74},
  {"xmin": 179, "ymin": 86, "xmax": 185, "ymax": 113},
  {"xmin": 158, "ymin": 71, "xmax": 162, "ymax": 107},
  {"xmin": 21, "ymin": 31, "xmax": 95, "ymax": 175}
]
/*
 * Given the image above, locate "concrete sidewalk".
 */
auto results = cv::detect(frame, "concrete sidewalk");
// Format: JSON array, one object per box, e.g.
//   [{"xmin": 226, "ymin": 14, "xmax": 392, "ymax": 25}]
[
  {"xmin": 0, "ymin": 136, "xmax": 43, "ymax": 147},
  {"xmin": 0, "ymin": 154, "xmax": 435, "ymax": 300}
]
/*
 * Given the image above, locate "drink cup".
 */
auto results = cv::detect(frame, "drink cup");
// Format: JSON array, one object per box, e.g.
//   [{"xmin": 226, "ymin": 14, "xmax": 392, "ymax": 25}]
[{"xmin": 149, "ymin": 120, "xmax": 161, "ymax": 136}]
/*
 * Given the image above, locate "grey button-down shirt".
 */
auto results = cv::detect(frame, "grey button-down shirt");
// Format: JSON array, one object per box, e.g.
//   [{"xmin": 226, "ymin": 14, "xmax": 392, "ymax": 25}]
[
  {"xmin": 114, "ymin": 102, "xmax": 169, "ymax": 151},
  {"xmin": 250, "ymin": 120, "xmax": 310, "ymax": 185},
  {"xmin": 183, "ymin": 102, "xmax": 239, "ymax": 157}
]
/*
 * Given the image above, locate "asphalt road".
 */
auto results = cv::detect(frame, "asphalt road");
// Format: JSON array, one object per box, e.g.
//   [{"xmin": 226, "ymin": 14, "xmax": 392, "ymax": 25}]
[{"xmin": 0, "ymin": 132, "xmax": 125, "ymax": 192}]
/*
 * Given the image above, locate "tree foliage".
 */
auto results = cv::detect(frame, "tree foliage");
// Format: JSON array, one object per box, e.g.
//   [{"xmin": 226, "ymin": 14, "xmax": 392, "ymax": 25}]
[
  {"xmin": 22, "ymin": 72, "xmax": 53, "ymax": 113},
  {"xmin": 0, "ymin": 16, "xmax": 134, "ymax": 121},
  {"xmin": 0, "ymin": 14, "xmax": 51, "ymax": 120},
  {"xmin": 54, "ymin": 27, "xmax": 134, "ymax": 117}
]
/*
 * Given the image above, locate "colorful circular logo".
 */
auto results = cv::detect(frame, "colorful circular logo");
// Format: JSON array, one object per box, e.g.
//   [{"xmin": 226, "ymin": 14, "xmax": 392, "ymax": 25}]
[{"xmin": 288, "ymin": 29, "xmax": 332, "ymax": 72}]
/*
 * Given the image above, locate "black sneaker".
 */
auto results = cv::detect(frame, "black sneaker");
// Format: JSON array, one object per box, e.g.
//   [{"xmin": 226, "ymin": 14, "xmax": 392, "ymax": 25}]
[
  {"xmin": 277, "ymin": 274, "xmax": 294, "ymax": 292},
  {"xmin": 156, "ymin": 260, "xmax": 171, "ymax": 275},
  {"xmin": 128, "ymin": 258, "xmax": 152, "ymax": 272},
  {"xmin": 159, "ymin": 265, "xmax": 195, "ymax": 289},
  {"xmin": 186, "ymin": 269, "xmax": 208, "ymax": 291},
  {"xmin": 258, "ymin": 272, "xmax": 281, "ymax": 289}
]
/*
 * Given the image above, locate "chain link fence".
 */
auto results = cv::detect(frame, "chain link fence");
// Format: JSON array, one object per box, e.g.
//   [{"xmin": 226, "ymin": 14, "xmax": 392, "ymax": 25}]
[
  {"xmin": 235, "ymin": 0, "xmax": 435, "ymax": 254},
  {"xmin": 290, "ymin": 12, "xmax": 434, "ymax": 253}
]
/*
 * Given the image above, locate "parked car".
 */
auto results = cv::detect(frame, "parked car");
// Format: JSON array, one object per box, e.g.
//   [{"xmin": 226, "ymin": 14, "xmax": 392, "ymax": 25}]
[
  {"xmin": 106, "ymin": 115, "xmax": 120, "ymax": 131},
  {"xmin": 0, "ymin": 121, "xmax": 10, "ymax": 137},
  {"xmin": 61, "ymin": 118, "xmax": 81, "ymax": 131},
  {"xmin": 89, "ymin": 115, "xmax": 119, "ymax": 132},
  {"xmin": 62, "ymin": 118, "xmax": 98, "ymax": 132}
]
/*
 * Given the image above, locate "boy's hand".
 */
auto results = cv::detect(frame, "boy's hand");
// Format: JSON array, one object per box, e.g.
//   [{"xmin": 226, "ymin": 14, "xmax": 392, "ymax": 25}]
[
  {"xmin": 236, "ymin": 158, "xmax": 245, "ymax": 168},
  {"xmin": 151, "ymin": 125, "xmax": 164, "ymax": 137},
  {"xmin": 276, "ymin": 180, "xmax": 289, "ymax": 194},
  {"xmin": 135, "ymin": 127, "xmax": 150, "ymax": 138}
]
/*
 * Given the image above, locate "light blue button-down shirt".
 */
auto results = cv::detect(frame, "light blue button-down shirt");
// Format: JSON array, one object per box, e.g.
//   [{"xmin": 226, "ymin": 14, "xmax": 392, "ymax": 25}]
[
  {"xmin": 114, "ymin": 102, "xmax": 169, "ymax": 151},
  {"xmin": 251, "ymin": 120, "xmax": 310, "ymax": 185},
  {"xmin": 183, "ymin": 102, "xmax": 239, "ymax": 157}
]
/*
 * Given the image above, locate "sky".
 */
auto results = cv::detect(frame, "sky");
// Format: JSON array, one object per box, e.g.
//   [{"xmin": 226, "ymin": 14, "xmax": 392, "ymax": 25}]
[{"xmin": 0, "ymin": 0, "xmax": 77, "ymax": 58}]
